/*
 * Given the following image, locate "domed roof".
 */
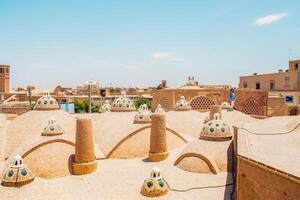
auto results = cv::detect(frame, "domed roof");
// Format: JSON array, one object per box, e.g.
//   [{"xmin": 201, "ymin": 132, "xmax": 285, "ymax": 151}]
[
  {"xmin": 41, "ymin": 117, "xmax": 64, "ymax": 136},
  {"xmin": 99, "ymin": 100, "xmax": 111, "ymax": 113},
  {"xmin": 27, "ymin": 84, "xmax": 35, "ymax": 90},
  {"xmin": 3, "ymin": 110, "xmax": 76, "ymax": 160},
  {"xmin": 133, "ymin": 104, "xmax": 152, "ymax": 124},
  {"xmin": 175, "ymin": 96, "xmax": 191, "ymax": 111},
  {"xmin": 200, "ymin": 114, "xmax": 232, "ymax": 141},
  {"xmin": 140, "ymin": 167, "xmax": 168, "ymax": 197},
  {"xmin": 111, "ymin": 91, "xmax": 136, "ymax": 112},
  {"xmin": 34, "ymin": 91, "xmax": 59, "ymax": 110},
  {"xmin": 154, "ymin": 104, "xmax": 165, "ymax": 114},
  {"xmin": 1, "ymin": 155, "xmax": 35, "ymax": 187},
  {"xmin": 221, "ymin": 102, "xmax": 232, "ymax": 110}
]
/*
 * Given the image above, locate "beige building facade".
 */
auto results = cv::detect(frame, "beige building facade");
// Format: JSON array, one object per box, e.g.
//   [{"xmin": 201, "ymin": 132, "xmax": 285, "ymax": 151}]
[
  {"xmin": 239, "ymin": 60, "xmax": 300, "ymax": 91},
  {"xmin": 239, "ymin": 60, "xmax": 300, "ymax": 116}
]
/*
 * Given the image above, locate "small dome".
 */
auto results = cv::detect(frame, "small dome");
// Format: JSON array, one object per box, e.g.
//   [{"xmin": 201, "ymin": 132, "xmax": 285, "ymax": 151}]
[
  {"xmin": 99, "ymin": 100, "xmax": 111, "ymax": 113},
  {"xmin": 140, "ymin": 167, "xmax": 168, "ymax": 197},
  {"xmin": 221, "ymin": 102, "xmax": 232, "ymax": 109},
  {"xmin": 200, "ymin": 114, "xmax": 232, "ymax": 141},
  {"xmin": 175, "ymin": 96, "xmax": 191, "ymax": 111},
  {"xmin": 133, "ymin": 104, "xmax": 152, "ymax": 124},
  {"xmin": 34, "ymin": 91, "xmax": 59, "ymax": 110},
  {"xmin": 27, "ymin": 85, "xmax": 35, "ymax": 90},
  {"xmin": 111, "ymin": 91, "xmax": 136, "ymax": 112},
  {"xmin": 154, "ymin": 104, "xmax": 165, "ymax": 114},
  {"xmin": 12, "ymin": 155, "xmax": 24, "ymax": 167},
  {"xmin": 1, "ymin": 155, "xmax": 35, "ymax": 187},
  {"xmin": 41, "ymin": 117, "xmax": 64, "ymax": 136},
  {"xmin": 150, "ymin": 167, "xmax": 162, "ymax": 180}
]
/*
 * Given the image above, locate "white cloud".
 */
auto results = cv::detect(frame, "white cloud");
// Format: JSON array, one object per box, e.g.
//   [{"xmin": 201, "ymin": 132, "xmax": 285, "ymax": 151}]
[
  {"xmin": 151, "ymin": 52, "xmax": 183, "ymax": 62},
  {"xmin": 255, "ymin": 13, "xmax": 288, "ymax": 25}
]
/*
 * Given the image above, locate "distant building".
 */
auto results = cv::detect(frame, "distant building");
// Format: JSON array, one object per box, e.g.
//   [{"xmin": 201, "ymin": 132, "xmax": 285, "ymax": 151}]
[
  {"xmin": 239, "ymin": 60, "xmax": 300, "ymax": 91},
  {"xmin": 0, "ymin": 65, "xmax": 10, "ymax": 93},
  {"xmin": 76, "ymin": 81, "xmax": 100, "ymax": 95},
  {"xmin": 239, "ymin": 59, "xmax": 300, "ymax": 116}
]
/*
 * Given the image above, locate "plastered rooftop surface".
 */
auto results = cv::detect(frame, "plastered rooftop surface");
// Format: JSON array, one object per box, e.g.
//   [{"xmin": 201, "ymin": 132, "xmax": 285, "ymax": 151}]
[
  {"xmin": 0, "ymin": 109, "xmax": 299, "ymax": 199},
  {"xmin": 0, "ymin": 147, "xmax": 234, "ymax": 200},
  {"xmin": 165, "ymin": 110, "xmax": 256, "ymax": 138},
  {"xmin": 238, "ymin": 115, "xmax": 300, "ymax": 177},
  {"xmin": 1, "ymin": 110, "xmax": 76, "ymax": 160},
  {"xmin": 0, "ymin": 114, "xmax": 6, "ymax": 126}
]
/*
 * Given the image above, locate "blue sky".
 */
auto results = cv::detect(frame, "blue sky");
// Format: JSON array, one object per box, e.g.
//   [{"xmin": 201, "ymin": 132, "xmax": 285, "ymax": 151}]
[{"xmin": 0, "ymin": 0, "xmax": 299, "ymax": 89}]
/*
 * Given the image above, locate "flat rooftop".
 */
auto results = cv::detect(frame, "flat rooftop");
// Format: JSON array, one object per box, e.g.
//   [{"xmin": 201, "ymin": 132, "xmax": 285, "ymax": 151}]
[{"xmin": 238, "ymin": 115, "xmax": 300, "ymax": 178}]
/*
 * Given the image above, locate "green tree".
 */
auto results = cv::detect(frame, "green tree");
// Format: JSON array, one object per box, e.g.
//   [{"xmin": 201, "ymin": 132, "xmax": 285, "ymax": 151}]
[
  {"xmin": 74, "ymin": 99, "xmax": 99, "ymax": 113},
  {"xmin": 92, "ymin": 104, "xmax": 99, "ymax": 113},
  {"xmin": 134, "ymin": 98, "xmax": 152, "ymax": 109}
]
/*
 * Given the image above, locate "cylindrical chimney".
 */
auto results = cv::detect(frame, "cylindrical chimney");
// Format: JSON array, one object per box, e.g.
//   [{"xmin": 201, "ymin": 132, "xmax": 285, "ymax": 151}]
[
  {"xmin": 148, "ymin": 113, "xmax": 169, "ymax": 161},
  {"xmin": 209, "ymin": 105, "xmax": 222, "ymax": 120},
  {"xmin": 72, "ymin": 118, "xmax": 97, "ymax": 175}
]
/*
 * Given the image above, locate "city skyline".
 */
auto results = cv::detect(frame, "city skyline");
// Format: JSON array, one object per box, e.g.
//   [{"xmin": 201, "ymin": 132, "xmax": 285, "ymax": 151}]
[{"xmin": 0, "ymin": 0, "xmax": 299, "ymax": 89}]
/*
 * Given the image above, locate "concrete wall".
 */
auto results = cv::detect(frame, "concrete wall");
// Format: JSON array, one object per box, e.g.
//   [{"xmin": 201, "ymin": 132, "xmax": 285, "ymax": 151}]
[
  {"xmin": 268, "ymin": 96, "xmax": 290, "ymax": 116},
  {"xmin": 152, "ymin": 88, "xmax": 229, "ymax": 112},
  {"xmin": 269, "ymin": 91, "xmax": 300, "ymax": 105},
  {"xmin": 152, "ymin": 88, "xmax": 268, "ymax": 116},
  {"xmin": 237, "ymin": 156, "xmax": 300, "ymax": 200}
]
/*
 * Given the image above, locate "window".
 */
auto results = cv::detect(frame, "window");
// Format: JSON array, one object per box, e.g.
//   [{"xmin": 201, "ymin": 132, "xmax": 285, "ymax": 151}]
[
  {"xmin": 270, "ymin": 80, "xmax": 275, "ymax": 90},
  {"xmin": 284, "ymin": 77, "xmax": 290, "ymax": 89},
  {"xmin": 285, "ymin": 96, "xmax": 294, "ymax": 103},
  {"xmin": 243, "ymin": 82, "xmax": 247, "ymax": 88},
  {"xmin": 100, "ymin": 89, "xmax": 106, "ymax": 97},
  {"xmin": 256, "ymin": 82, "xmax": 260, "ymax": 90},
  {"xmin": 295, "ymin": 63, "xmax": 299, "ymax": 71},
  {"xmin": 0, "ymin": 68, "xmax": 3, "ymax": 73}
]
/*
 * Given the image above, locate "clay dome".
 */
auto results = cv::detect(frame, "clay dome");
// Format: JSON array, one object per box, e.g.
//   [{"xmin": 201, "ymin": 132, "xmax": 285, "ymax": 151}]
[
  {"xmin": 111, "ymin": 91, "xmax": 136, "ymax": 112},
  {"xmin": 200, "ymin": 114, "xmax": 232, "ymax": 141},
  {"xmin": 1, "ymin": 155, "xmax": 35, "ymax": 187},
  {"xmin": 140, "ymin": 167, "xmax": 169, "ymax": 197},
  {"xmin": 154, "ymin": 104, "xmax": 165, "ymax": 113},
  {"xmin": 221, "ymin": 102, "xmax": 232, "ymax": 109},
  {"xmin": 27, "ymin": 84, "xmax": 35, "ymax": 90},
  {"xmin": 2, "ymin": 110, "xmax": 76, "ymax": 160},
  {"xmin": 41, "ymin": 117, "xmax": 64, "ymax": 136},
  {"xmin": 133, "ymin": 104, "xmax": 152, "ymax": 124},
  {"xmin": 175, "ymin": 96, "xmax": 191, "ymax": 111},
  {"xmin": 34, "ymin": 91, "xmax": 60, "ymax": 110},
  {"xmin": 99, "ymin": 100, "xmax": 111, "ymax": 113}
]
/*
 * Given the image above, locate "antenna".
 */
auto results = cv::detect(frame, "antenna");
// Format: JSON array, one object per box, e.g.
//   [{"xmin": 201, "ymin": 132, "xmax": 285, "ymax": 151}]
[{"xmin": 289, "ymin": 48, "xmax": 291, "ymax": 61}]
